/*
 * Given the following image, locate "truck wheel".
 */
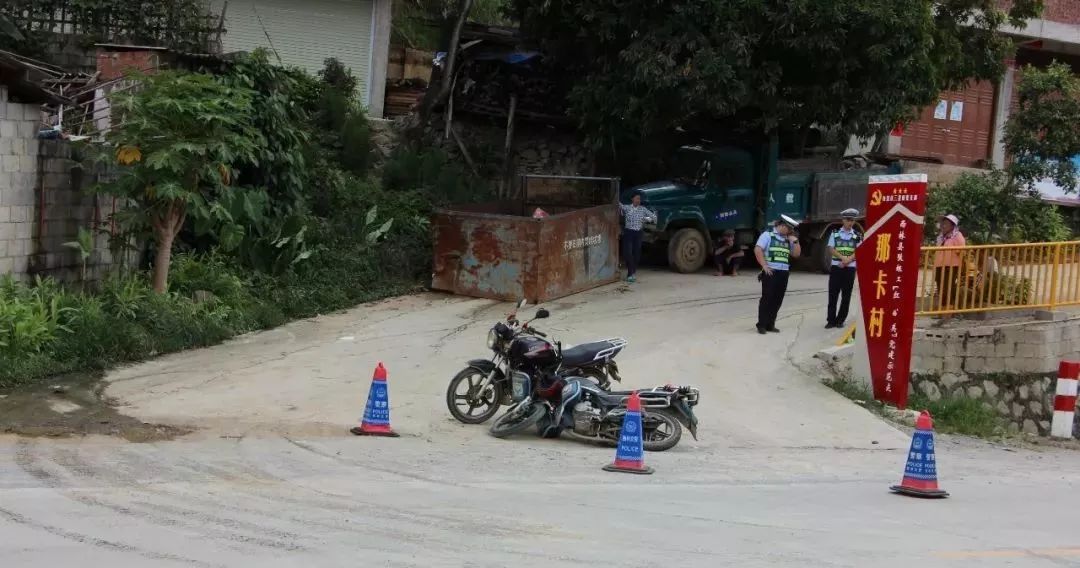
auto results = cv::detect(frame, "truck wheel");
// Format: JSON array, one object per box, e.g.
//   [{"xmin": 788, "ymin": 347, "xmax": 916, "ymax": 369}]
[
  {"xmin": 811, "ymin": 239, "xmax": 831, "ymax": 274},
  {"xmin": 667, "ymin": 228, "xmax": 708, "ymax": 273}
]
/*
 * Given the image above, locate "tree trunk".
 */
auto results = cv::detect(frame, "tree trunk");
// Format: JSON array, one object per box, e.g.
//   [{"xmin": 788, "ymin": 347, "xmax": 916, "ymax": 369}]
[
  {"xmin": 403, "ymin": 0, "xmax": 474, "ymax": 143},
  {"xmin": 150, "ymin": 200, "xmax": 187, "ymax": 294},
  {"xmin": 151, "ymin": 227, "xmax": 174, "ymax": 294}
]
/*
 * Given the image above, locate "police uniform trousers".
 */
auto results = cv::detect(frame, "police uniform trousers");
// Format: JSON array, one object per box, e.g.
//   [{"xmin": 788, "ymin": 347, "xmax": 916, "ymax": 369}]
[
  {"xmin": 827, "ymin": 265, "xmax": 857, "ymax": 326},
  {"xmin": 757, "ymin": 270, "xmax": 790, "ymax": 330}
]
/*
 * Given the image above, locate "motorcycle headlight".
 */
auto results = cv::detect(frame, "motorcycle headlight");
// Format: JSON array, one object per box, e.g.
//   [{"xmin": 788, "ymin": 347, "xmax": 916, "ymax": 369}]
[
  {"xmin": 510, "ymin": 371, "xmax": 531, "ymax": 401},
  {"xmin": 487, "ymin": 329, "xmax": 498, "ymax": 349}
]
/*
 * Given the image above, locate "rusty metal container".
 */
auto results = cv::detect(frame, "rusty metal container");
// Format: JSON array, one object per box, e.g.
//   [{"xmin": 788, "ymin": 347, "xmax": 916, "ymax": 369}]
[{"xmin": 432, "ymin": 175, "xmax": 621, "ymax": 302}]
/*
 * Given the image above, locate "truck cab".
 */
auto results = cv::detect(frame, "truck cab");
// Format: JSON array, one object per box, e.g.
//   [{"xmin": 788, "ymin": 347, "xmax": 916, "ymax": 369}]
[{"xmin": 623, "ymin": 138, "xmax": 894, "ymax": 273}]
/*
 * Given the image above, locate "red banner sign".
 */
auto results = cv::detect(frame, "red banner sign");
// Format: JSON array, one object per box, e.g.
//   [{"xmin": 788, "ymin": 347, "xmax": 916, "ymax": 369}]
[{"xmin": 856, "ymin": 174, "xmax": 928, "ymax": 409}]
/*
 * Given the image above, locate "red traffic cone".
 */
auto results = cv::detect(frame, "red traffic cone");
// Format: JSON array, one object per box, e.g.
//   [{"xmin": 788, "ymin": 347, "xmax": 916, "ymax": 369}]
[
  {"xmin": 350, "ymin": 363, "xmax": 400, "ymax": 437},
  {"xmin": 602, "ymin": 392, "xmax": 654, "ymax": 475},
  {"xmin": 890, "ymin": 411, "xmax": 948, "ymax": 498}
]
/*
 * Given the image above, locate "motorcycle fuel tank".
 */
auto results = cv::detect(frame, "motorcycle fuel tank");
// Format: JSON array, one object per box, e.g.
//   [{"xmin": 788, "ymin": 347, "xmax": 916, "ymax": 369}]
[{"xmin": 508, "ymin": 336, "xmax": 558, "ymax": 368}]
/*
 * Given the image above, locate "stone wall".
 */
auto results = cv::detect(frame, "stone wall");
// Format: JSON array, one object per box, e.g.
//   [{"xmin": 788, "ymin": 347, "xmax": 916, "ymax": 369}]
[
  {"xmin": 430, "ymin": 115, "xmax": 595, "ymax": 195},
  {"xmin": 0, "ymin": 87, "xmax": 115, "ymax": 284},
  {"xmin": 909, "ymin": 315, "xmax": 1080, "ymax": 436}
]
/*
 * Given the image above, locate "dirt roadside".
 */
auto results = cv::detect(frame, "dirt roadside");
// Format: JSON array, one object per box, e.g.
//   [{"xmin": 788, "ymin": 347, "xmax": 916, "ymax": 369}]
[{"xmin": 0, "ymin": 372, "xmax": 186, "ymax": 442}]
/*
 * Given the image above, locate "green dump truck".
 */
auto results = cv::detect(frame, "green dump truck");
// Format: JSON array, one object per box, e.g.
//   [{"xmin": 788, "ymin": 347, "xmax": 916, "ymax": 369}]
[{"xmin": 622, "ymin": 137, "xmax": 901, "ymax": 273}]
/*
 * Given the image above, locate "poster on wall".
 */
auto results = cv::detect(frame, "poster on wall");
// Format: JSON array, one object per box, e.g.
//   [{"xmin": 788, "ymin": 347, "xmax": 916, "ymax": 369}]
[
  {"xmin": 933, "ymin": 100, "xmax": 948, "ymax": 120},
  {"xmin": 949, "ymin": 101, "xmax": 964, "ymax": 122},
  {"xmin": 855, "ymin": 174, "xmax": 929, "ymax": 409}
]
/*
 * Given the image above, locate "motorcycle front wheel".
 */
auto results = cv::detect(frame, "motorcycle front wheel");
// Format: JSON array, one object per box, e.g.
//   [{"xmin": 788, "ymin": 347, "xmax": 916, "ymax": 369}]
[
  {"xmin": 446, "ymin": 367, "xmax": 503, "ymax": 424},
  {"xmin": 489, "ymin": 403, "xmax": 547, "ymax": 438}
]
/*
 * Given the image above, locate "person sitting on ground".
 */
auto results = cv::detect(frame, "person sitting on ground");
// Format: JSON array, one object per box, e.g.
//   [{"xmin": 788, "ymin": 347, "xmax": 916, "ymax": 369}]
[{"xmin": 713, "ymin": 229, "xmax": 745, "ymax": 276}]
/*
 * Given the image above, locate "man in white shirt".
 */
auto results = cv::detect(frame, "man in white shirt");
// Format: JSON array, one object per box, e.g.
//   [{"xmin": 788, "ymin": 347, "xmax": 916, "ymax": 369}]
[
  {"xmin": 825, "ymin": 208, "xmax": 861, "ymax": 329},
  {"xmin": 753, "ymin": 215, "xmax": 801, "ymax": 334}
]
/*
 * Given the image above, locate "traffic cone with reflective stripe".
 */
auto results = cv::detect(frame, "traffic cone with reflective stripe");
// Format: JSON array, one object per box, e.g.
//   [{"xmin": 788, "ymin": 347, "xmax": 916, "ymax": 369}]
[
  {"xmin": 890, "ymin": 411, "xmax": 948, "ymax": 498},
  {"xmin": 350, "ymin": 363, "xmax": 399, "ymax": 437},
  {"xmin": 602, "ymin": 392, "xmax": 654, "ymax": 475}
]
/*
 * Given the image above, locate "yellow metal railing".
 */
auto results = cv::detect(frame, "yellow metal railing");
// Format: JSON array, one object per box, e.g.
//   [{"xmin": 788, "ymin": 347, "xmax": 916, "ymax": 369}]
[{"xmin": 916, "ymin": 241, "xmax": 1080, "ymax": 316}]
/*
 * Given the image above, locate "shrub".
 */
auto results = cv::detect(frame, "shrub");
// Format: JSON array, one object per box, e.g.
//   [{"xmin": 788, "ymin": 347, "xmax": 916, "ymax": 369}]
[
  {"xmin": 169, "ymin": 253, "xmax": 247, "ymax": 303},
  {"xmin": 383, "ymin": 146, "xmax": 492, "ymax": 204},
  {"xmin": 927, "ymin": 171, "xmax": 1072, "ymax": 245},
  {"xmin": 0, "ymin": 276, "xmax": 75, "ymax": 356}
]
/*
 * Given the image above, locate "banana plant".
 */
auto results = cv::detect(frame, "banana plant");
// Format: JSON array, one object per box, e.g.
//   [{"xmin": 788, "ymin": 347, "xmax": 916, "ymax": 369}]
[{"xmin": 63, "ymin": 227, "xmax": 95, "ymax": 284}]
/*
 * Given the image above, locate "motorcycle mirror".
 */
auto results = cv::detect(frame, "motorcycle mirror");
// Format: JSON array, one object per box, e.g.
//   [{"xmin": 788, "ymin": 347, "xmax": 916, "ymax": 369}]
[{"xmin": 535, "ymin": 309, "xmax": 550, "ymax": 319}]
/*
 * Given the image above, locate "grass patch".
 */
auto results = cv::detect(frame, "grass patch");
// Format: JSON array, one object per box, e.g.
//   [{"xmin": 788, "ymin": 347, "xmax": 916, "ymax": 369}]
[
  {"xmin": 824, "ymin": 376, "xmax": 1006, "ymax": 439},
  {"xmin": 823, "ymin": 376, "xmax": 874, "ymax": 403},
  {"xmin": 906, "ymin": 392, "xmax": 1004, "ymax": 438}
]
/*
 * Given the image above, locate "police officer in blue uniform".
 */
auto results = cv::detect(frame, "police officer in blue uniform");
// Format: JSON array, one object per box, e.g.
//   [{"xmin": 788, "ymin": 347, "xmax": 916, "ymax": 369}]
[
  {"xmin": 754, "ymin": 215, "xmax": 801, "ymax": 334},
  {"xmin": 825, "ymin": 208, "xmax": 861, "ymax": 329}
]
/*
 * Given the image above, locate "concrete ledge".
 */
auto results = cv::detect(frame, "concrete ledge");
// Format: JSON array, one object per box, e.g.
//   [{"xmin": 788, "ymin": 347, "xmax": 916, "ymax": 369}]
[
  {"xmin": 1035, "ymin": 310, "xmax": 1070, "ymax": 322},
  {"xmin": 815, "ymin": 344, "xmax": 854, "ymax": 363}
]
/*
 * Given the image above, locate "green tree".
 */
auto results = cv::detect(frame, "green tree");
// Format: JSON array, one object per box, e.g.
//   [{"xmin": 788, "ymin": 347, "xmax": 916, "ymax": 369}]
[
  {"xmin": 95, "ymin": 72, "xmax": 262, "ymax": 293},
  {"xmin": 926, "ymin": 171, "xmax": 1070, "ymax": 244},
  {"xmin": 509, "ymin": 0, "xmax": 1042, "ymax": 150},
  {"xmin": 1004, "ymin": 61, "xmax": 1080, "ymax": 193}
]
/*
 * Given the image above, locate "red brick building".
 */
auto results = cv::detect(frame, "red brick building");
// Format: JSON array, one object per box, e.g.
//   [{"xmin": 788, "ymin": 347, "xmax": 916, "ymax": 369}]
[{"xmin": 894, "ymin": 0, "xmax": 1080, "ymax": 169}]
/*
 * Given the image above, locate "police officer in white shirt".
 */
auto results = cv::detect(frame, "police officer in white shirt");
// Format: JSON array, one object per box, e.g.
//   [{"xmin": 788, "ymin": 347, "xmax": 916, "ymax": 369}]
[
  {"xmin": 754, "ymin": 215, "xmax": 801, "ymax": 334},
  {"xmin": 825, "ymin": 208, "xmax": 862, "ymax": 329}
]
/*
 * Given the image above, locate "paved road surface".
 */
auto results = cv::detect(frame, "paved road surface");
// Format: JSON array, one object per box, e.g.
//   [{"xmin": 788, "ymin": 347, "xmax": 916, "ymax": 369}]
[{"xmin": 3, "ymin": 270, "xmax": 1080, "ymax": 567}]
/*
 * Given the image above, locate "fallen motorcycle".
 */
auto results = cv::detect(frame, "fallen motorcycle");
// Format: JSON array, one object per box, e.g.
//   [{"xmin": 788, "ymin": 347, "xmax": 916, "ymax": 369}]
[
  {"xmin": 446, "ymin": 300, "xmax": 628, "ymax": 425},
  {"xmin": 489, "ymin": 369, "xmax": 700, "ymax": 452}
]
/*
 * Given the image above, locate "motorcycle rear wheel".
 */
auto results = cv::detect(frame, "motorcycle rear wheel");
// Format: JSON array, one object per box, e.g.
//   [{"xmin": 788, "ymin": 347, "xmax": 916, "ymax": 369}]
[
  {"xmin": 446, "ymin": 367, "xmax": 503, "ymax": 424},
  {"xmin": 642, "ymin": 409, "xmax": 683, "ymax": 452},
  {"xmin": 489, "ymin": 403, "xmax": 547, "ymax": 438}
]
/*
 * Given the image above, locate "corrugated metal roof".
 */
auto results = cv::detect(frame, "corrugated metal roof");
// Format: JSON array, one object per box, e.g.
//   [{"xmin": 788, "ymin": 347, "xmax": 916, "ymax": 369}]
[{"xmin": 0, "ymin": 50, "xmax": 77, "ymax": 105}]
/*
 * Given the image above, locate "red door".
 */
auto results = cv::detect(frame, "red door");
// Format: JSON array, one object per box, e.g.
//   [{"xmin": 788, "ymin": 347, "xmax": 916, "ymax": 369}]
[{"xmin": 900, "ymin": 81, "xmax": 996, "ymax": 167}]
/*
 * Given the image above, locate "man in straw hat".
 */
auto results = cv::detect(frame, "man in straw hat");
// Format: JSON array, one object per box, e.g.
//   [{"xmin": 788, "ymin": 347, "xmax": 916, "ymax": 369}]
[
  {"xmin": 754, "ymin": 215, "xmax": 801, "ymax": 334},
  {"xmin": 825, "ymin": 208, "xmax": 862, "ymax": 329}
]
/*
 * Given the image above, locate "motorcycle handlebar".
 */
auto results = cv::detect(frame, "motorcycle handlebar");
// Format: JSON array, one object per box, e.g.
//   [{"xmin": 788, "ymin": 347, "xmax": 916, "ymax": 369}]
[{"xmin": 530, "ymin": 328, "xmax": 548, "ymax": 338}]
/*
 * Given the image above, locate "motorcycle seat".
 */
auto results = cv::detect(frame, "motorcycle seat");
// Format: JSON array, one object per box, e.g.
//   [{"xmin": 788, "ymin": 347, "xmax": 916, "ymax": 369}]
[{"xmin": 561, "ymin": 341, "xmax": 621, "ymax": 367}]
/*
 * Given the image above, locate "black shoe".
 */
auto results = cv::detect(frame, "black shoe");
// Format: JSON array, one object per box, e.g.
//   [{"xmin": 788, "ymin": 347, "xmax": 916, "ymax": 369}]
[
  {"xmin": 767, "ymin": 327, "xmax": 781, "ymax": 333},
  {"xmin": 825, "ymin": 322, "xmax": 837, "ymax": 329},
  {"xmin": 756, "ymin": 326, "xmax": 767, "ymax": 335}
]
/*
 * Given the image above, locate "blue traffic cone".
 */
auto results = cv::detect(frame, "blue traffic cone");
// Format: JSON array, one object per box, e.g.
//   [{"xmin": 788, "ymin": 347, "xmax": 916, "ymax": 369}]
[
  {"xmin": 602, "ymin": 392, "xmax": 654, "ymax": 475},
  {"xmin": 350, "ymin": 363, "xmax": 400, "ymax": 437},
  {"xmin": 890, "ymin": 411, "xmax": 948, "ymax": 498}
]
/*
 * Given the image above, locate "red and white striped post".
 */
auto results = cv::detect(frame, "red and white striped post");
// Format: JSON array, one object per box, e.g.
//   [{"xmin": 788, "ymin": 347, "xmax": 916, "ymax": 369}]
[{"xmin": 1051, "ymin": 361, "xmax": 1080, "ymax": 439}]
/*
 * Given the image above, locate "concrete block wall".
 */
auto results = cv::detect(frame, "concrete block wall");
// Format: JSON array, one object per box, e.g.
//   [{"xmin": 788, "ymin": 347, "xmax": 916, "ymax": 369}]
[
  {"xmin": 910, "ymin": 315, "xmax": 1080, "ymax": 436},
  {"xmin": 0, "ymin": 86, "xmax": 43, "ymax": 280},
  {"xmin": 912, "ymin": 317, "xmax": 1080, "ymax": 376},
  {"xmin": 31, "ymin": 140, "xmax": 116, "ymax": 283},
  {"xmin": 0, "ymin": 87, "xmax": 115, "ymax": 284}
]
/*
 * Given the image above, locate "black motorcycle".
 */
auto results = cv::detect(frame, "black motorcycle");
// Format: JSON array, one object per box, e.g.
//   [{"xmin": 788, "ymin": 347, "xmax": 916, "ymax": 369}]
[
  {"xmin": 446, "ymin": 300, "xmax": 627, "ymax": 424},
  {"xmin": 489, "ymin": 371, "xmax": 699, "ymax": 451}
]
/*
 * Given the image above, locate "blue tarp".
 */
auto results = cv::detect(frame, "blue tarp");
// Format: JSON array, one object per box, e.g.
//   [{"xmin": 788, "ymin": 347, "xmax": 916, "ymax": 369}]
[{"xmin": 471, "ymin": 51, "xmax": 540, "ymax": 64}]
